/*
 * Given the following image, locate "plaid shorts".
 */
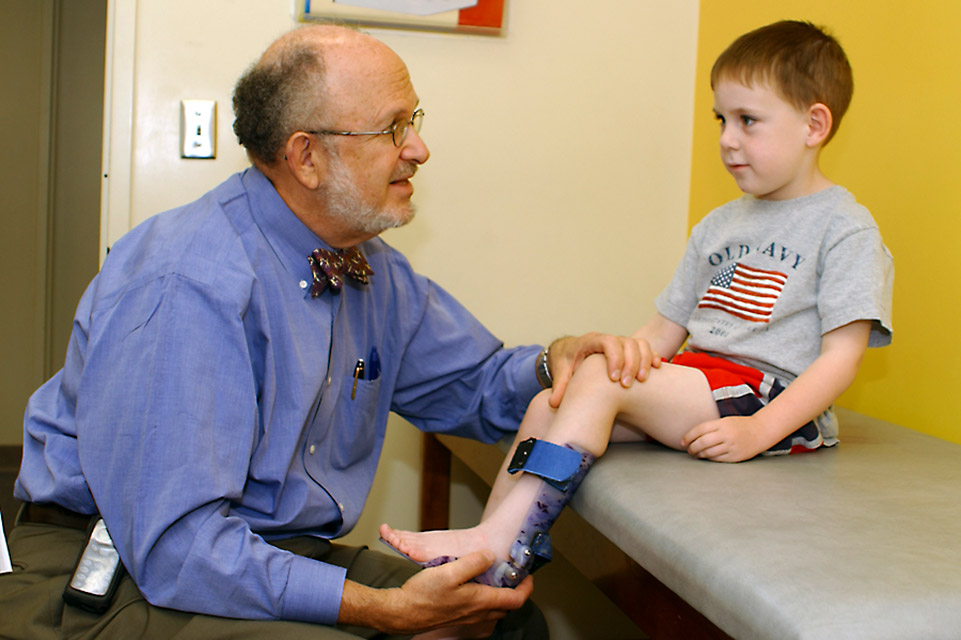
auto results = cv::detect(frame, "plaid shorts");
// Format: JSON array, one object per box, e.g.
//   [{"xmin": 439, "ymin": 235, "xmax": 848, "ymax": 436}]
[{"xmin": 671, "ymin": 351, "xmax": 837, "ymax": 455}]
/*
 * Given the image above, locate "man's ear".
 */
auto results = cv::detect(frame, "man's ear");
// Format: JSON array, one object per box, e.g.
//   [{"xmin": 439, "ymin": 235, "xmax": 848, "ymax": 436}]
[
  {"xmin": 283, "ymin": 132, "xmax": 327, "ymax": 189},
  {"xmin": 806, "ymin": 103, "xmax": 833, "ymax": 147}
]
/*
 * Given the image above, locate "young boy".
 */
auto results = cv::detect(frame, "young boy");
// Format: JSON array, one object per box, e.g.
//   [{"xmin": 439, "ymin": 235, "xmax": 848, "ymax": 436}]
[{"xmin": 381, "ymin": 20, "xmax": 894, "ymax": 588}]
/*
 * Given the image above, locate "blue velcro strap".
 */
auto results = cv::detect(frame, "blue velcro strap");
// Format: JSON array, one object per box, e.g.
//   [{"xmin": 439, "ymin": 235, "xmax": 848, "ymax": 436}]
[{"xmin": 507, "ymin": 438, "xmax": 582, "ymax": 490}]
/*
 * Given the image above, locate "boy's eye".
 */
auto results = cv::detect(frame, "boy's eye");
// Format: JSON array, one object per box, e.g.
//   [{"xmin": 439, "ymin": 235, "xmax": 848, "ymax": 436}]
[
  {"xmin": 714, "ymin": 113, "xmax": 726, "ymax": 126},
  {"xmin": 740, "ymin": 115, "xmax": 756, "ymax": 126}
]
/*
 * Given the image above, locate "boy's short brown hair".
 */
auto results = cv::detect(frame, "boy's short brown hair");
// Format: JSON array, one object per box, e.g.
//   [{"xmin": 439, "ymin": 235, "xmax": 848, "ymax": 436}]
[{"xmin": 711, "ymin": 20, "xmax": 853, "ymax": 144}]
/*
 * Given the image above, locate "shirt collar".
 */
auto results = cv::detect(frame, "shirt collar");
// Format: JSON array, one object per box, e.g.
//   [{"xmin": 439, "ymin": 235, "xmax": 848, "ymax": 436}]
[{"xmin": 242, "ymin": 166, "xmax": 332, "ymax": 283}]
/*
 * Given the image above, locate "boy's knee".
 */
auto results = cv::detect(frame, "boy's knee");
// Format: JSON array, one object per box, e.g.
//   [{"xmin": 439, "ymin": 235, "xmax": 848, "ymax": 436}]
[
  {"xmin": 571, "ymin": 353, "xmax": 622, "ymax": 393},
  {"xmin": 518, "ymin": 391, "xmax": 553, "ymax": 439}
]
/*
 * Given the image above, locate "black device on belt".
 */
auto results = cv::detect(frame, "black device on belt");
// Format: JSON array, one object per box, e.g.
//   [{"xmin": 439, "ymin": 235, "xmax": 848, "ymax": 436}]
[
  {"xmin": 18, "ymin": 503, "xmax": 126, "ymax": 612},
  {"xmin": 62, "ymin": 516, "xmax": 126, "ymax": 613}
]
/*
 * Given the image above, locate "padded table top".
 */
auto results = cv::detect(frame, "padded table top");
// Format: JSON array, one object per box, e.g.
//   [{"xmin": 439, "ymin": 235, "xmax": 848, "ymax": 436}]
[{"xmin": 568, "ymin": 408, "xmax": 961, "ymax": 639}]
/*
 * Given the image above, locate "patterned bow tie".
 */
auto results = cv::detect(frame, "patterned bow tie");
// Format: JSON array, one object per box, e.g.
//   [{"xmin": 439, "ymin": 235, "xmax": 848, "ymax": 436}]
[{"xmin": 308, "ymin": 247, "xmax": 374, "ymax": 297}]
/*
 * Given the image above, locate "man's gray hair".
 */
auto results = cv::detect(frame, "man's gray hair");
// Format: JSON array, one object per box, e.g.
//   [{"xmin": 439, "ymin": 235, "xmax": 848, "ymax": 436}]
[{"xmin": 232, "ymin": 37, "xmax": 327, "ymax": 165}]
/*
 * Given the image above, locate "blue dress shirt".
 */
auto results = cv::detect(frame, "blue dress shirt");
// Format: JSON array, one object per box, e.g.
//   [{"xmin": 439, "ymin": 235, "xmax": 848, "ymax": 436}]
[{"xmin": 16, "ymin": 167, "xmax": 541, "ymax": 624}]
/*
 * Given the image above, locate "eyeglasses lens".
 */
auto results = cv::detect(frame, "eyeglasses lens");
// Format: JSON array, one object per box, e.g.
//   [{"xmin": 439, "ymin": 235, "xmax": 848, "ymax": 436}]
[{"xmin": 392, "ymin": 110, "xmax": 424, "ymax": 147}]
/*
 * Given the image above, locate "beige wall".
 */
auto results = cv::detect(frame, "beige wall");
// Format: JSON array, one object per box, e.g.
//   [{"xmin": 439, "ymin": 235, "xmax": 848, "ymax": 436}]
[
  {"xmin": 102, "ymin": 1, "xmax": 698, "ymax": 636},
  {"xmin": 107, "ymin": 0, "xmax": 698, "ymax": 345},
  {"xmin": 105, "ymin": 0, "xmax": 698, "ymax": 535}
]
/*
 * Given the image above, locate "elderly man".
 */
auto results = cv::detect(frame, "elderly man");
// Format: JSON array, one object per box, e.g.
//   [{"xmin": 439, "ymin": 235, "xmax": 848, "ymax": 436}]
[{"xmin": 0, "ymin": 24, "xmax": 650, "ymax": 638}]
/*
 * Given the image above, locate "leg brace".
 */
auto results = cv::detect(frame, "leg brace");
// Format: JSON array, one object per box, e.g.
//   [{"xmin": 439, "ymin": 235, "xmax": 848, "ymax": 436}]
[{"xmin": 475, "ymin": 438, "xmax": 595, "ymax": 588}]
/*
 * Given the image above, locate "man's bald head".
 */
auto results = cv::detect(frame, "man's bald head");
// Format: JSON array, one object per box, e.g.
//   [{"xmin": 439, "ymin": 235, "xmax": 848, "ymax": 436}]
[{"xmin": 232, "ymin": 24, "xmax": 402, "ymax": 166}]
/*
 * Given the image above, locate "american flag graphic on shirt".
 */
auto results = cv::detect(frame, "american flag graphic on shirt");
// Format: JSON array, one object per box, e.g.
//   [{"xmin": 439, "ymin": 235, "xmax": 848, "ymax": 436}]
[{"xmin": 697, "ymin": 262, "xmax": 787, "ymax": 323}]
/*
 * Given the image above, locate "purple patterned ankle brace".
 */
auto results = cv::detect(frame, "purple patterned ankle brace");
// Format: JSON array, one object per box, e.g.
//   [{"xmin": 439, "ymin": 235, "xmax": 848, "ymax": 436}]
[{"xmin": 474, "ymin": 444, "xmax": 595, "ymax": 587}]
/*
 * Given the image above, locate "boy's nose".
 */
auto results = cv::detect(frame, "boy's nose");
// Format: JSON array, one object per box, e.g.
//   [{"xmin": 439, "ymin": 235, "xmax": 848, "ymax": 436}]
[{"xmin": 719, "ymin": 127, "xmax": 739, "ymax": 150}]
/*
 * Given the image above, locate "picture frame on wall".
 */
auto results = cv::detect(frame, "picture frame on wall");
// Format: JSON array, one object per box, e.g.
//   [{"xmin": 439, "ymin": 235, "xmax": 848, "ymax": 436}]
[{"xmin": 299, "ymin": 0, "xmax": 506, "ymax": 36}]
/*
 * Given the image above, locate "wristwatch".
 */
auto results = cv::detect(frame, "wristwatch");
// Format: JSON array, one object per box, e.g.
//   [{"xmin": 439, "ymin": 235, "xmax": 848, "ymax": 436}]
[{"xmin": 535, "ymin": 347, "xmax": 553, "ymax": 389}]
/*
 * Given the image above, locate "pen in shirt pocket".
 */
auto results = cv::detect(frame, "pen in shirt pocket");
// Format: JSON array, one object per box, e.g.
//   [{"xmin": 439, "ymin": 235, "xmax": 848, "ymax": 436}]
[
  {"xmin": 351, "ymin": 359, "xmax": 364, "ymax": 400},
  {"xmin": 351, "ymin": 348, "xmax": 381, "ymax": 399}
]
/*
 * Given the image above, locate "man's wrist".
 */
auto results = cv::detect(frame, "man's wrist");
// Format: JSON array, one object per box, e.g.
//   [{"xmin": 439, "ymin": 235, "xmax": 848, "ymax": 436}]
[
  {"xmin": 535, "ymin": 346, "xmax": 553, "ymax": 389},
  {"xmin": 339, "ymin": 579, "xmax": 397, "ymax": 632}
]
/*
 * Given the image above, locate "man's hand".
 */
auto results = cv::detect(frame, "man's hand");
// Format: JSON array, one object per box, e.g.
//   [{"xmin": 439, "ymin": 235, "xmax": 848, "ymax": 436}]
[
  {"xmin": 547, "ymin": 333, "xmax": 661, "ymax": 408},
  {"xmin": 339, "ymin": 550, "xmax": 532, "ymax": 635},
  {"xmin": 681, "ymin": 415, "xmax": 771, "ymax": 463}
]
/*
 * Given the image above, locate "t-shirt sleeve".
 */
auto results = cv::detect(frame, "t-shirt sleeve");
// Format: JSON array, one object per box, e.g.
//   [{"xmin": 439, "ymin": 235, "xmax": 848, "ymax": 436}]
[
  {"xmin": 655, "ymin": 230, "xmax": 703, "ymax": 329},
  {"xmin": 817, "ymin": 226, "xmax": 894, "ymax": 347}
]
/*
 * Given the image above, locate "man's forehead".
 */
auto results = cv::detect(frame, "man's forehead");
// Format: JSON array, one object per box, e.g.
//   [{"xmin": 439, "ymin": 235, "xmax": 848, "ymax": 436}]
[{"xmin": 327, "ymin": 48, "xmax": 416, "ymax": 115}]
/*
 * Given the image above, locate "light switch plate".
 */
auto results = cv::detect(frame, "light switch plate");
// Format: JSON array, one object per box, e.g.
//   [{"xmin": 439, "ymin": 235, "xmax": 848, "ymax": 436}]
[{"xmin": 181, "ymin": 99, "xmax": 216, "ymax": 159}]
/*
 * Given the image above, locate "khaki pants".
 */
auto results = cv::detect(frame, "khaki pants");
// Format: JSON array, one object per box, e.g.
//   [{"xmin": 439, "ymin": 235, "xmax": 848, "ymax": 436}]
[{"xmin": 0, "ymin": 520, "xmax": 547, "ymax": 640}]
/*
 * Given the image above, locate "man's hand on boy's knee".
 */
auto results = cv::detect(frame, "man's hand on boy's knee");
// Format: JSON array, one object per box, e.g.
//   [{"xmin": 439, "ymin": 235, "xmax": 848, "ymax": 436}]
[
  {"xmin": 547, "ymin": 333, "xmax": 661, "ymax": 407},
  {"xmin": 681, "ymin": 415, "xmax": 771, "ymax": 463}
]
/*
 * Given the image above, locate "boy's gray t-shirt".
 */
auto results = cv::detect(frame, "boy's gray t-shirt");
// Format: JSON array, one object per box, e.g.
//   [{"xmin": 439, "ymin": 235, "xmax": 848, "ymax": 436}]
[{"xmin": 656, "ymin": 185, "xmax": 894, "ymax": 387}]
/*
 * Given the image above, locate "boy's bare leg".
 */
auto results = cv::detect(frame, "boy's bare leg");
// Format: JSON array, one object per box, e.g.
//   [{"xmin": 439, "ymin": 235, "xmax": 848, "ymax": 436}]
[
  {"xmin": 381, "ymin": 354, "xmax": 719, "ymax": 566},
  {"xmin": 482, "ymin": 392, "xmax": 555, "ymax": 520},
  {"xmin": 378, "ymin": 392, "xmax": 556, "ymax": 564}
]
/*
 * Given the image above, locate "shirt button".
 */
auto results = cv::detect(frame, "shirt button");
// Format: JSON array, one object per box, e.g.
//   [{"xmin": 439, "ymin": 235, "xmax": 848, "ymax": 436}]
[
  {"xmin": 308, "ymin": 444, "xmax": 316, "ymax": 455},
  {"xmin": 338, "ymin": 502, "xmax": 344, "ymax": 512},
  {"xmin": 299, "ymin": 280, "xmax": 308, "ymax": 289},
  {"xmin": 327, "ymin": 376, "xmax": 332, "ymax": 386}
]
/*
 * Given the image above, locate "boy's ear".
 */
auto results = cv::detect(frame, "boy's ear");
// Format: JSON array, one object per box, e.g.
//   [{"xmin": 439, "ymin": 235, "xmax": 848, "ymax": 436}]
[
  {"xmin": 283, "ymin": 132, "xmax": 328, "ymax": 190},
  {"xmin": 806, "ymin": 103, "xmax": 833, "ymax": 147}
]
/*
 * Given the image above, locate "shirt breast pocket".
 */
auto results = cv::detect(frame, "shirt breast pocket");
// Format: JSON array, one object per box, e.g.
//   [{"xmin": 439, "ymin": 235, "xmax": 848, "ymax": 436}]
[{"xmin": 327, "ymin": 374, "xmax": 384, "ymax": 471}]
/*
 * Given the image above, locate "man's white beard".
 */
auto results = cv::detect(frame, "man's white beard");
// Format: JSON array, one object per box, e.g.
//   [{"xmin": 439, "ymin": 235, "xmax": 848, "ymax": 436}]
[{"xmin": 324, "ymin": 157, "xmax": 416, "ymax": 237}]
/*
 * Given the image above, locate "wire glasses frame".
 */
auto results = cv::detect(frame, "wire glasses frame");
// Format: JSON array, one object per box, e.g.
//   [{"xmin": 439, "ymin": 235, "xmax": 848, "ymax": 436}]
[{"xmin": 307, "ymin": 109, "xmax": 425, "ymax": 147}]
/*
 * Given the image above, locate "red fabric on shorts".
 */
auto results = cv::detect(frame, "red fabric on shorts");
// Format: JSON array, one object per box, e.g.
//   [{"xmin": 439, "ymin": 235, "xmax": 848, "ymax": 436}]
[{"xmin": 670, "ymin": 351, "xmax": 763, "ymax": 395}]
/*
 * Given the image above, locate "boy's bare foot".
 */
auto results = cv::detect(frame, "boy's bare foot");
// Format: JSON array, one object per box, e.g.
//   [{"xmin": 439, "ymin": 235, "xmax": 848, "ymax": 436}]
[{"xmin": 379, "ymin": 523, "xmax": 502, "ymax": 564}]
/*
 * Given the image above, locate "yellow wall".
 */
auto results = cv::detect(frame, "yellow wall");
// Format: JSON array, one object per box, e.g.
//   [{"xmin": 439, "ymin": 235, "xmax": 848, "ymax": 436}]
[{"xmin": 691, "ymin": 1, "xmax": 961, "ymax": 443}]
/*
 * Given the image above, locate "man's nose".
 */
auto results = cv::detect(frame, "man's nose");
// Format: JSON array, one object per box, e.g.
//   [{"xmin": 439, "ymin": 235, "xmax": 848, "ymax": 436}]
[{"xmin": 401, "ymin": 127, "xmax": 430, "ymax": 164}]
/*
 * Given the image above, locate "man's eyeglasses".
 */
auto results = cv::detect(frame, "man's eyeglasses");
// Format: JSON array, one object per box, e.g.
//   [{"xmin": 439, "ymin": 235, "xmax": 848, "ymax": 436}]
[{"xmin": 307, "ymin": 109, "xmax": 425, "ymax": 148}]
